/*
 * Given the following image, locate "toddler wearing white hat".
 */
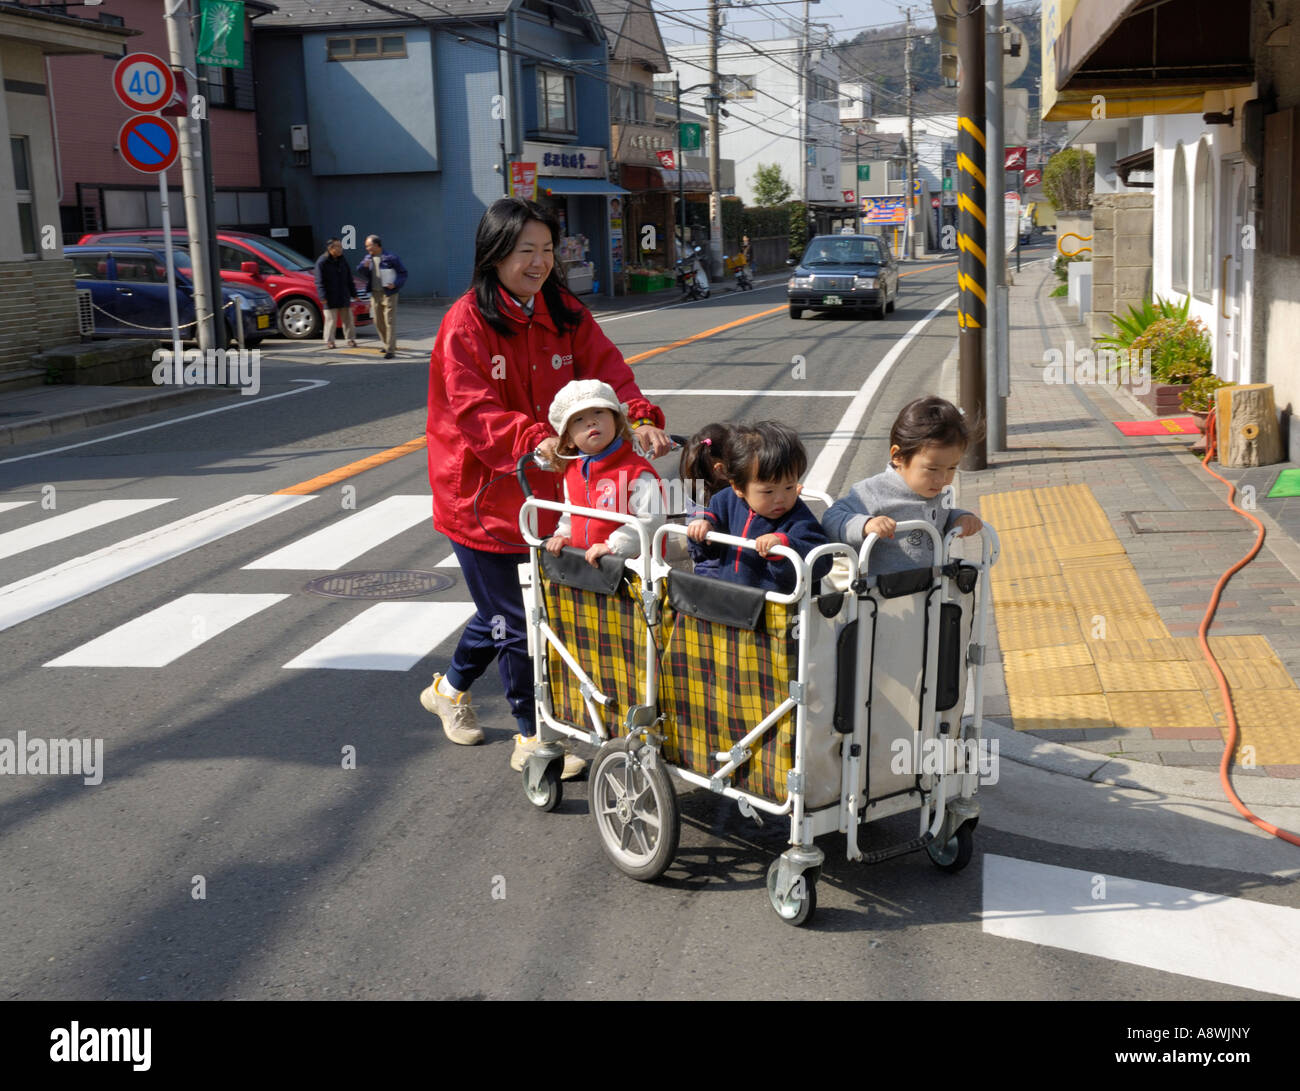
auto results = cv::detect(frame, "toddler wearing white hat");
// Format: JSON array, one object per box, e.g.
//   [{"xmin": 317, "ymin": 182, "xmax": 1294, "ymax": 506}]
[{"xmin": 544, "ymin": 379, "xmax": 665, "ymax": 566}]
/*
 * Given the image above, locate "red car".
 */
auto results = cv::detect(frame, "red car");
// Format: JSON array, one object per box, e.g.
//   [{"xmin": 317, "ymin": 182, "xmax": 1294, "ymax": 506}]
[{"xmin": 77, "ymin": 229, "xmax": 371, "ymax": 340}]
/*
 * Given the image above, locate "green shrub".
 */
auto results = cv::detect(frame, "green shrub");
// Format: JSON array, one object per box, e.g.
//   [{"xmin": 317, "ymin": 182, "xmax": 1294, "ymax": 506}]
[
  {"xmin": 1129, "ymin": 317, "xmax": 1213, "ymax": 385},
  {"xmin": 1180, "ymin": 375, "xmax": 1233, "ymax": 413},
  {"xmin": 1096, "ymin": 295, "xmax": 1191, "ymax": 351},
  {"xmin": 1050, "ymin": 283, "xmax": 1068, "ymax": 297}
]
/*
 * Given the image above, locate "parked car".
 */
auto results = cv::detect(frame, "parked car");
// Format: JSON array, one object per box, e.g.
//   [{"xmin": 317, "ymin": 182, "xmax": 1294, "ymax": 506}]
[
  {"xmin": 77, "ymin": 229, "xmax": 371, "ymax": 340},
  {"xmin": 67, "ymin": 244, "xmax": 277, "ymax": 346},
  {"xmin": 787, "ymin": 233, "xmax": 899, "ymax": 320}
]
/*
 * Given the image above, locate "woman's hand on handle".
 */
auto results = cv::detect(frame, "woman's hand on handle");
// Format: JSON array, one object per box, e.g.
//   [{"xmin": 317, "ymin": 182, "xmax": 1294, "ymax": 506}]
[
  {"xmin": 632, "ymin": 425, "xmax": 671, "ymax": 458},
  {"xmin": 535, "ymin": 436, "xmax": 562, "ymax": 470}
]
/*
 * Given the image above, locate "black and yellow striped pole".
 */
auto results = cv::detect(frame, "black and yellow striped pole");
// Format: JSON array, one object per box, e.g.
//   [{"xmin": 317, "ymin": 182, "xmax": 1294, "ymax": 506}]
[{"xmin": 957, "ymin": 0, "xmax": 987, "ymax": 470}]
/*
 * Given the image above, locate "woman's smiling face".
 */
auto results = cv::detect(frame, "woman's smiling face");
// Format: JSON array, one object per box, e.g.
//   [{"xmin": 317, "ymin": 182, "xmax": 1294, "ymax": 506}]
[{"xmin": 495, "ymin": 220, "xmax": 555, "ymax": 302}]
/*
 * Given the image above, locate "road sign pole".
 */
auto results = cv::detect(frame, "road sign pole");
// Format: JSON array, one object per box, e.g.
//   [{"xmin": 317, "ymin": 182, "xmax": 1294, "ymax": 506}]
[
  {"xmin": 159, "ymin": 170, "xmax": 182, "ymax": 364},
  {"xmin": 164, "ymin": 0, "xmax": 218, "ymax": 352}
]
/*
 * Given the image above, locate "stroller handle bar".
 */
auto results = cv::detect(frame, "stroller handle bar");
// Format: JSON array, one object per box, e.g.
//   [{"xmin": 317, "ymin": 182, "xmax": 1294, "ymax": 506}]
[
  {"xmin": 515, "ymin": 434, "xmax": 689, "ymax": 499},
  {"xmin": 653, "ymin": 522, "xmax": 805, "ymax": 604}
]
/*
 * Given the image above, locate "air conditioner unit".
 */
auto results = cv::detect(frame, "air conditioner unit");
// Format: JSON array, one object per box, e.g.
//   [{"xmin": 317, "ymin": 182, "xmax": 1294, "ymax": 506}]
[
  {"xmin": 290, "ymin": 124, "xmax": 310, "ymax": 151},
  {"xmin": 76, "ymin": 288, "xmax": 94, "ymax": 335}
]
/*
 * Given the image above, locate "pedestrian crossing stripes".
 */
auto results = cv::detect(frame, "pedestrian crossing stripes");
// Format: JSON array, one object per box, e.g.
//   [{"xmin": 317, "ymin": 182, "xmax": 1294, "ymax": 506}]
[
  {"xmin": 244, "ymin": 495, "xmax": 430, "ymax": 570},
  {"xmin": 282, "ymin": 601, "xmax": 478, "ymax": 671},
  {"xmin": 981, "ymin": 854, "xmax": 1300, "ymax": 998},
  {"xmin": 0, "ymin": 494, "xmax": 313, "ymax": 634},
  {"xmin": 0, "ymin": 498, "xmax": 175, "ymax": 563},
  {"xmin": 0, "ymin": 501, "xmax": 33, "ymax": 515},
  {"xmin": 46, "ymin": 593, "xmax": 289, "ymax": 668}
]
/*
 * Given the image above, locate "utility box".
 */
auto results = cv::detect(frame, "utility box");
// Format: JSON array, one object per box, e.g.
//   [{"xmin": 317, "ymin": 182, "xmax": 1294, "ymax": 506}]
[
  {"xmin": 1068, "ymin": 260, "xmax": 1092, "ymax": 316},
  {"xmin": 290, "ymin": 125, "xmax": 310, "ymax": 151}
]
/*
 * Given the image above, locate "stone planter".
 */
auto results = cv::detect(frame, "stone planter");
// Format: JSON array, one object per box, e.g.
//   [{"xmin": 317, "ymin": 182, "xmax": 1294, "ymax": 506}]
[{"xmin": 1136, "ymin": 382, "xmax": 1191, "ymax": 416}]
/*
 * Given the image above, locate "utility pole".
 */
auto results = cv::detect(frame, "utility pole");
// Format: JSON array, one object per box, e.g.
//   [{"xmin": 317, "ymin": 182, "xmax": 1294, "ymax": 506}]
[
  {"xmin": 163, "ymin": 0, "xmax": 217, "ymax": 351},
  {"xmin": 801, "ymin": 0, "xmax": 809, "ymax": 214},
  {"xmin": 957, "ymin": 0, "xmax": 987, "ymax": 470},
  {"xmin": 985, "ymin": 0, "xmax": 1007, "ymax": 452},
  {"xmin": 706, "ymin": 0, "xmax": 723, "ymax": 282},
  {"xmin": 675, "ymin": 74, "xmax": 685, "ymax": 268},
  {"xmin": 905, "ymin": 7, "xmax": 915, "ymax": 259}
]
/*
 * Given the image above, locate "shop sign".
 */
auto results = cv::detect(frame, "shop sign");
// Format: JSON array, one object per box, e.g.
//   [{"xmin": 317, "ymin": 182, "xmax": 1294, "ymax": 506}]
[
  {"xmin": 523, "ymin": 142, "xmax": 605, "ymax": 178},
  {"xmin": 510, "ymin": 162, "xmax": 537, "ymax": 200}
]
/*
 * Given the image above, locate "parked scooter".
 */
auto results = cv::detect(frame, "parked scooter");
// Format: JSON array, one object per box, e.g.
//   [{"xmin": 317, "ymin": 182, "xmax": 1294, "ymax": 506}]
[{"xmin": 676, "ymin": 245, "xmax": 710, "ymax": 301}]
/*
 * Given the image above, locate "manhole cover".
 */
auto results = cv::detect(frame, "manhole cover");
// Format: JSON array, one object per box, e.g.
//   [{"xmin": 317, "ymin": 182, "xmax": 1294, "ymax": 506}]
[
  {"xmin": 304, "ymin": 570, "xmax": 456, "ymax": 599},
  {"xmin": 1124, "ymin": 510, "xmax": 1251, "ymax": 534}
]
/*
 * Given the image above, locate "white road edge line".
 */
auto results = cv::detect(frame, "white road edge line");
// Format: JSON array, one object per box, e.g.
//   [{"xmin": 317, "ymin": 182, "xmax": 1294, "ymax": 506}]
[
  {"xmin": 804, "ymin": 292, "xmax": 958, "ymax": 496},
  {"xmin": 0, "ymin": 379, "xmax": 330, "ymax": 467}
]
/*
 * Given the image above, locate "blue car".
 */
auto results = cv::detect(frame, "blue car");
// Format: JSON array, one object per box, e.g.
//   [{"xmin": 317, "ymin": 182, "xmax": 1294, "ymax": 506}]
[{"xmin": 67, "ymin": 244, "xmax": 277, "ymax": 346}]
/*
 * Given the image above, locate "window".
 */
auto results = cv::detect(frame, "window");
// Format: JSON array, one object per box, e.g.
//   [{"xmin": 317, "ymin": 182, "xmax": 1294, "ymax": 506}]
[
  {"xmin": 71, "ymin": 253, "xmax": 109, "ymax": 280},
  {"xmin": 1170, "ymin": 142, "xmax": 1188, "ymax": 294},
  {"xmin": 806, "ymin": 73, "xmax": 837, "ymax": 101},
  {"xmin": 11, "ymin": 138, "xmax": 37, "ymax": 258},
  {"xmin": 326, "ymin": 34, "xmax": 407, "ymax": 61},
  {"xmin": 1193, "ymin": 138, "xmax": 1214, "ymax": 300},
  {"xmin": 721, "ymin": 74, "xmax": 755, "ymax": 100},
  {"xmin": 111, "ymin": 252, "xmax": 167, "ymax": 283},
  {"xmin": 537, "ymin": 69, "xmax": 575, "ymax": 135},
  {"xmin": 201, "ymin": 53, "xmax": 255, "ymax": 110},
  {"xmin": 613, "ymin": 85, "xmax": 647, "ymax": 123}
]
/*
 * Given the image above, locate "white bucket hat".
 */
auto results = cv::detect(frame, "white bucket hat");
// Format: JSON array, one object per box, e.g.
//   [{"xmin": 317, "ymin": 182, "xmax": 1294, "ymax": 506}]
[{"xmin": 548, "ymin": 378, "xmax": 625, "ymax": 440}]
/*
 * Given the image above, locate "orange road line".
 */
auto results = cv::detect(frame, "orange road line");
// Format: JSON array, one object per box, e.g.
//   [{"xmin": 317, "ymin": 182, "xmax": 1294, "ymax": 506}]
[
  {"xmin": 274, "ymin": 263, "xmax": 960, "ymax": 492},
  {"xmin": 275, "ymin": 437, "xmax": 427, "ymax": 494}
]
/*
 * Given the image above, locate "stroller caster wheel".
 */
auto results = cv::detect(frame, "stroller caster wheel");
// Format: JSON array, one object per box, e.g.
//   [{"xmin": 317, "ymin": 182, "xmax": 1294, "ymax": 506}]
[
  {"xmin": 926, "ymin": 821, "xmax": 974, "ymax": 872},
  {"xmin": 523, "ymin": 756, "xmax": 563, "ymax": 812},
  {"xmin": 766, "ymin": 858, "xmax": 817, "ymax": 927}
]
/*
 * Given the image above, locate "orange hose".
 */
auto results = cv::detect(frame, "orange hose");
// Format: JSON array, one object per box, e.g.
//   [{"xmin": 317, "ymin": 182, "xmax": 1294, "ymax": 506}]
[{"xmin": 1198, "ymin": 409, "xmax": 1300, "ymax": 846}]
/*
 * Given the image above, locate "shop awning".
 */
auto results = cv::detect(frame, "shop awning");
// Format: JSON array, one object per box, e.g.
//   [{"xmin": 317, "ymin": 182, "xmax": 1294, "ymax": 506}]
[
  {"xmin": 1113, "ymin": 147, "xmax": 1156, "ymax": 188},
  {"xmin": 536, "ymin": 178, "xmax": 630, "ymax": 196},
  {"xmin": 1041, "ymin": 0, "xmax": 1252, "ymax": 121},
  {"xmin": 651, "ymin": 168, "xmax": 711, "ymax": 192}
]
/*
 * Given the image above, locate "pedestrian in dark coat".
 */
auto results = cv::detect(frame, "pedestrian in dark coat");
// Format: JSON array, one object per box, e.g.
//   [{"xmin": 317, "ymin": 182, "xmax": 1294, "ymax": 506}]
[{"xmin": 314, "ymin": 237, "xmax": 357, "ymax": 348}]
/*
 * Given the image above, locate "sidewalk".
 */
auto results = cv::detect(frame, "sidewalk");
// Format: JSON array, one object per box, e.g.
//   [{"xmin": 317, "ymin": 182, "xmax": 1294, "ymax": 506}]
[{"xmin": 952, "ymin": 255, "xmax": 1300, "ymax": 809}]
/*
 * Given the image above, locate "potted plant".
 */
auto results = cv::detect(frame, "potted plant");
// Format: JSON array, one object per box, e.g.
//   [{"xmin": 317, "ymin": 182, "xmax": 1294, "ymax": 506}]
[
  {"xmin": 1128, "ymin": 316, "xmax": 1213, "ymax": 415},
  {"xmin": 1181, "ymin": 375, "xmax": 1234, "ymax": 429}
]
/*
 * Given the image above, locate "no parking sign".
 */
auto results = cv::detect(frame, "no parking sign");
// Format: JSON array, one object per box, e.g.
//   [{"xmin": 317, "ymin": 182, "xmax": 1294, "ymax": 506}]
[{"xmin": 118, "ymin": 115, "xmax": 179, "ymax": 174}]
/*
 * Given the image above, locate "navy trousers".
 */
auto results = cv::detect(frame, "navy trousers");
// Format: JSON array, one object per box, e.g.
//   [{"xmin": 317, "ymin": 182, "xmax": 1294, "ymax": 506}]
[{"xmin": 445, "ymin": 541, "xmax": 535, "ymax": 735}]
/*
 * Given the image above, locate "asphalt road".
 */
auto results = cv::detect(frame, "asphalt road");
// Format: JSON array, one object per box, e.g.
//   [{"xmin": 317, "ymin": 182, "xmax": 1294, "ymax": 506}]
[{"xmin": 1, "ymin": 254, "xmax": 1296, "ymax": 1004}]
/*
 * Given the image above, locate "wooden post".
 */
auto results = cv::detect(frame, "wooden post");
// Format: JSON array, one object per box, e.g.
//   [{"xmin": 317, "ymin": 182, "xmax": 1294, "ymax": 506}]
[{"xmin": 1215, "ymin": 384, "xmax": 1282, "ymax": 467}]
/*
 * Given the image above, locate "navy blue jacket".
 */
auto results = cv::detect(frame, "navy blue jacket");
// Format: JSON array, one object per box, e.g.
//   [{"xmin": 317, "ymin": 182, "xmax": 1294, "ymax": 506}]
[
  {"xmin": 689, "ymin": 490, "xmax": 831, "ymax": 593},
  {"xmin": 314, "ymin": 252, "xmax": 358, "ymax": 308}
]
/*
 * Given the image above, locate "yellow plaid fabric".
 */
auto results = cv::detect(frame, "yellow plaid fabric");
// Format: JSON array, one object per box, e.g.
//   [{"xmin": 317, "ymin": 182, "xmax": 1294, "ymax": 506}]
[
  {"xmin": 541, "ymin": 575, "xmax": 648, "ymax": 734},
  {"xmin": 657, "ymin": 597, "xmax": 797, "ymax": 803}
]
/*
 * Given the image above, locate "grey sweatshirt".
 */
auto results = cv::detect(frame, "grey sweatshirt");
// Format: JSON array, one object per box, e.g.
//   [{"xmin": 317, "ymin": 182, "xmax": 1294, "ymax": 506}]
[{"xmin": 823, "ymin": 464, "xmax": 972, "ymax": 573}]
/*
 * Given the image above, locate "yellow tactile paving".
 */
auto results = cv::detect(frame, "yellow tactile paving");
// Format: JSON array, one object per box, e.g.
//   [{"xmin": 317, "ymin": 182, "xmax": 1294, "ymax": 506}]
[
  {"xmin": 986, "ymin": 483, "xmax": 1299, "ymax": 760},
  {"xmin": 979, "ymin": 490, "xmax": 1043, "ymax": 530},
  {"xmin": 1171, "ymin": 635, "xmax": 1278, "ymax": 661},
  {"xmin": 1002, "ymin": 664, "xmax": 1104, "ymax": 696},
  {"xmin": 1095, "ymin": 659, "xmax": 1202, "ymax": 691},
  {"xmin": 1087, "ymin": 637, "xmax": 1189, "ymax": 662},
  {"xmin": 1008, "ymin": 692, "xmax": 1112, "ymax": 731},
  {"xmin": 1107, "ymin": 690, "xmax": 1219, "ymax": 728},
  {"xmin": 1001, "ymin": 644, "xmax": 1094, "ymax": 671}
]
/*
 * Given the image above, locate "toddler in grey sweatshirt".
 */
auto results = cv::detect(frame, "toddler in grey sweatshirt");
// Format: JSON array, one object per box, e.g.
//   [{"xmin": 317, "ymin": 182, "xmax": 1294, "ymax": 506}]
[{"xmin": 824, "ymin": 396, "xmax": 983, "ymax": 574}]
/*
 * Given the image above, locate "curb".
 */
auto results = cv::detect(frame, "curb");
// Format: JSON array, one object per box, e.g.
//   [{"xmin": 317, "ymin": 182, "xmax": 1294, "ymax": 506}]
[
  {"xmin": 0, "ymin": 385, "xmax": 231, "ymax": 447},
  {"xmin": 986, "ymin": 718, "xmax": 1300, "ymax": 807}
]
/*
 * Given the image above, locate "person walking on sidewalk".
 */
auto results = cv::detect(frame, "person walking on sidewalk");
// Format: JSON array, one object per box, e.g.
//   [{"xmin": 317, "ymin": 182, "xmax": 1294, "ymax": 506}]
[
  {"xmin": 420, "ymin": 196, "xmax": 670, "ymax": 779},
  {"xmin": 357, "ymin": 235, "xmax": 407, "ymax": 358},
  {"xmin": 314, "ymin": 237, "xmax": 358, "ymax": 349}
]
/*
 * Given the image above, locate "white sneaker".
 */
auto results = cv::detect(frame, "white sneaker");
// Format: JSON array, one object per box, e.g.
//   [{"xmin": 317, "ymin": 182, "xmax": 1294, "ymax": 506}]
[
  {"xmin": 511, "ymin": 733, "xmax": 586, "ymax": 779},
  {"xmin": 420, "ymin": 674, "xmax": 484, "ymax": 745}
]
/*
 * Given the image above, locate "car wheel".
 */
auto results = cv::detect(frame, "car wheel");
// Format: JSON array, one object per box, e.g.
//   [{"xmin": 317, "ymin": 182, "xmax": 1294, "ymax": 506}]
[
  {"xmin": 277, "ymin": 297, "xmax": 321, "ymax": 340},
  {"xmin": 789, "ymin": 305, "xmax": 802, "ymax": 319}
]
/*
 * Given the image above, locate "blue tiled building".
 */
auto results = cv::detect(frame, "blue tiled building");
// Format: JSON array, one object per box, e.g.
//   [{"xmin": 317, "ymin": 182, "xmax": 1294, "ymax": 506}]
[{"xmin": 253, "ymin": 0, "xmax": 625, "ymax": 298}]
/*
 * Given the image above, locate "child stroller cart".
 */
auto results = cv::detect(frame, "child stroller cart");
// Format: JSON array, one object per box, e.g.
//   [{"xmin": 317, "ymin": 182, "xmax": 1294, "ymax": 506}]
[{"xmin": 516, "ymin": 455, "xmax": 999, "ymax": 926}]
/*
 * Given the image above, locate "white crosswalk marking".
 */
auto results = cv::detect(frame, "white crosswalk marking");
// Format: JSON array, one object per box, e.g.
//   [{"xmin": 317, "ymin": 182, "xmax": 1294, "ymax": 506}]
[
  {"xmin": 244, "ymin": 495, "xmax": 431, "ymax": 570},
  {"xmin": 46, "ymin": 593, "xmax": 289, "ymax": 667},
  {"xmin": 981, "ymin": 854, "xmax": 1300, "ymax": 998},
  {"xmin": 0, "ymin": 501, "xmax": 34, "ymax": 516},
  {"xmin": 0, "ymin": 499, "xmax": 175, "ymax": 563},
  {"xmin": 435, "ymin": 551, "xmax": 460, "ymax": 568},
  {"xmin": 0, "ymin": 494, "xmax": 314, "ymax": 633},
  {"xmin": 282, "ymin": 601, "xmax": 477, "ymax": 671}
]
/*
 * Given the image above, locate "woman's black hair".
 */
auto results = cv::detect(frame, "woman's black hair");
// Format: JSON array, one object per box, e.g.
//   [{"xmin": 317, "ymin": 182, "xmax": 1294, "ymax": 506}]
[
  {"xmin": 679, "ymin": 423, "xmax": 733, "ymax": 503},
  {"xmin": 724, "ymin": 420, "xmax": 808, "ymax": 490},
  {"xmin": 470, "ymin": 197, "xmax": 583, "ymax": 337},
  {"xmin": 889, "ymin": 396, "xmax": 984, "ymax": 464}
]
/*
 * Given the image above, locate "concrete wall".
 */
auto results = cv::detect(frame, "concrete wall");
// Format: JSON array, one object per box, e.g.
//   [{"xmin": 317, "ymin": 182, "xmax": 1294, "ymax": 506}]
[
  {"xmin": 0, "ymin": 259, "xmax": 80, "ymax": 373},
  {"xmin": 1089, "ymin": 193, "xmax": 1153, "ymax": 339}
]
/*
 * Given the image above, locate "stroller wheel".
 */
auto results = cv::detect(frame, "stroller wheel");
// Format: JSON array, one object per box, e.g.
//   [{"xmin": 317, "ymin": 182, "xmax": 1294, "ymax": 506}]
[
  {"xmin": 766, "ymin": 859, "xmax": 817, "ymax": 926},
  {"xmin": 926, "ymin": 821, "xmax": 974, "ymax": 872},
  {"xmin": 591, "ymin": 737, "xmax": 679, "ymax": 881},
  {"xmin": 523, "ymin": 763, "xmax": 563, "ymax": 812}
]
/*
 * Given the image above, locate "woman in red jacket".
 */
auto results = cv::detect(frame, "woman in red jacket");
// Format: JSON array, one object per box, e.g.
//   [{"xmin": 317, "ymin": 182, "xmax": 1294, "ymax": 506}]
[{"xmin": 421, "ymin": 197, "xmax": 669, "ymax": 778}]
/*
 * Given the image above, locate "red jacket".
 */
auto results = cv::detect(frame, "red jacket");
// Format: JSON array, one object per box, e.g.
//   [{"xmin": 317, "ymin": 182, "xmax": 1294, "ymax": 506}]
[
  {"xmin": 427, "ymin": 287, "xmax": 664, "ymax": 553},
  {"xmin": 562, "ymin": 440, "xmax": 662, "ymax": 549}
]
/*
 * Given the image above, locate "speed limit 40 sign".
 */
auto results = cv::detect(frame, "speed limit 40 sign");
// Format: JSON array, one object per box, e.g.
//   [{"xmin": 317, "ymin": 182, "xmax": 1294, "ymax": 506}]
[{"xmin": 113, "ymin": 53, "xmax": 176, "ymax": 112}]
